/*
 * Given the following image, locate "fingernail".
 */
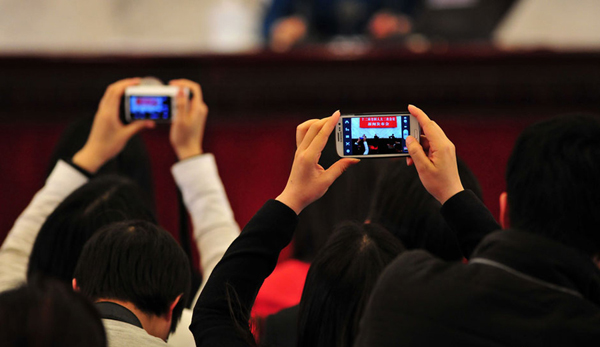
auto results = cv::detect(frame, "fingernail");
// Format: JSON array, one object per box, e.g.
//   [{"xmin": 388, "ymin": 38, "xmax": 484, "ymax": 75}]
[{"xmin": 406, "ymin": 136, "xmax": 414, "ymax": 145}]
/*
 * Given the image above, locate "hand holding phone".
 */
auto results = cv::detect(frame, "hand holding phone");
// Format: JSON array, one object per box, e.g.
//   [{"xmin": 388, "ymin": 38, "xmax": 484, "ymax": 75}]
[
  {"xmin": 168, "ymin": 79, "xmax": 208, "ymax": 160},
  {"xmin": 73, "ymin": 78, "xmax": 155, "ymax": 173},
  {"xmin": 277, "ymin": 111, "xmax": 360, "ymax": 214},
  {"xmin": 405, "ymin": 105, "xmax": 464, "ymax": 204},
  {"xmin": 336, "ymin": 112, "xmax": 420, "ymax": 158}
]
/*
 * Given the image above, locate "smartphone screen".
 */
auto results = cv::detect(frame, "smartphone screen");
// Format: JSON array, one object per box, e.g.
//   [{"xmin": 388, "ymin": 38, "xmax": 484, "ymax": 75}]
[
  {"xmin": 339, "ymin": 114, "xmax": 414, "ymax": 156},
  {"xmin": 128, "ymin": 95, "xmax": 172, "ymax": 121}
]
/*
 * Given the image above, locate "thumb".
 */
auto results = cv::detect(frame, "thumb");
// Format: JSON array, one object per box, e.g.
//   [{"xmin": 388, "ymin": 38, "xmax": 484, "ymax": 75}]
[
  {"xmin": 324, "ymin": 158, "xmax": 360, "ymax": 185},
  {"xmin": 406, "ymin": 136, "xmax": 432, "ymax": 174},
  {"xmin": 123, "ymin": 120, "xmax": 155, "ymax": 139}
]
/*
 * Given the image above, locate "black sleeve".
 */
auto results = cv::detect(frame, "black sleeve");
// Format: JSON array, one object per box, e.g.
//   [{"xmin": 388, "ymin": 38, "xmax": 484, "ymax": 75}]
[
  {"xmin": 66, "ymin": 158, "xmax": 94, "ymax": 178},
  {"xmin": 190, "ymin": 199, "xmax": 299, "ymax": 347},
  {"xmin": 440, "ymin": 190, "xmax": 501, "ymax": 259}
]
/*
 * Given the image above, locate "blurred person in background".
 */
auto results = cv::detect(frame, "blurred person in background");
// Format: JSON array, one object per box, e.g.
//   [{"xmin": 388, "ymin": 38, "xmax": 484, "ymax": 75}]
[{"xmin": 263, "ymin": 0, "xmax": 419, "ymax": 51}]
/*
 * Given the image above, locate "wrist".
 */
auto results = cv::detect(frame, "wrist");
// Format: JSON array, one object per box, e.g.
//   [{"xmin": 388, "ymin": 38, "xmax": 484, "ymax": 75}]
[
  {"xmin": 175, "ymin": 145, "xmax": 202, "ymax": 161},
  {"xmin": 437, "ymin": 185, "xmax": 465, "ymax": 205},
  {"xmin": 275, "ymin": 190, "xmax": 304, "ymax": 215},
  {"xmin": 72, "ymin": 146, "xmax": 106, "ymax": 174}
]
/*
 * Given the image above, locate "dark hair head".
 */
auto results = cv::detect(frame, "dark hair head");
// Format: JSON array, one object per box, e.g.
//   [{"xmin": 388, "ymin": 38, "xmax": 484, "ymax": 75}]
[
  {"xmin": 27, "ymin": 175, "xmax": 156, "ymax": 285},
  {"xmin": 367, "ymin": 158, "xmax": 482, "ymax": 261},
  {"xmin": 0, "ymin": 277, "xmax": 106, "ymax": 347},
  {"xmin": 297, "ymin": 222, "xmax": 405, "ymax": 347},
  {"xmin": 73, "ymin": 220, "xmax": 191, "ymax": 332},
  {"xmin": 506, "ymin": 114, "xmax": 600, "ymax": 255}
]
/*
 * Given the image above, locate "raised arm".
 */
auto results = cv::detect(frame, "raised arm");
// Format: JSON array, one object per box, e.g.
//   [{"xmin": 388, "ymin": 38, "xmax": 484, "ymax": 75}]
[
  {"xmin": 168, "ymin": 79, "xmax": 241, "ymax": 302},
  {"xmin": 0, "ymin": 78, "xmax": 154, "ymax": 292},
  {"xmin": 406, "ymin": 105, "xmax": 500, "ymax": 258},
  {"xmin": 190, "ymin": 112, "xmax": 358, "ymax": 347}
]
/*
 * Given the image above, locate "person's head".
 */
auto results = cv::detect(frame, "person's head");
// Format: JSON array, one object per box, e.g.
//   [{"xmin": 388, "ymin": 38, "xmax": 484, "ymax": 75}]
[
  {"xmin": 27, "ymin": 175, "xmax": 156, "ymax": 285},
  {"xmin": 367, "ymin": 157, "xmax": 482, "ymax": 260},
  {"xmin": 505, "ymin": 114, "xmax": 600, "ymax": 256},
  {"xmin": 0, "ymin": 277, "xmax": 106, "ymax": 347},
  {"xmin": 297, "ymin": 222, "xmax": 405, "ymax": 347},
  {"xmin": 73, "ymin": 220, "xmax": 191, "ymax": 339}
]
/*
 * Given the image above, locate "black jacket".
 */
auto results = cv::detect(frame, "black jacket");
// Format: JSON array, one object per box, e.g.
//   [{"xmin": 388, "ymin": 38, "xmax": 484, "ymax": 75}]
[{"xmin": 355, "ymin": 191, "xmax": 600, "ymax": 347}]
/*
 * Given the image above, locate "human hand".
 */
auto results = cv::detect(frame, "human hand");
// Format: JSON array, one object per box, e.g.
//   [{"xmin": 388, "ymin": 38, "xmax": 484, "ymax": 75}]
[
  {"xmin": 276, "ymin": 111, "xmax": 360, "ymax": 214},
  {"xmin": 169, "ymin": 79, "xmax": 208, "ymax": 161},
  {"xmin": 270, "ymin": 16, "xmax": 307, "ymax": 52},
  {"xmin": 72, "ymin": 78, "xmax": 155, "ymax": 173},
  {"xmin": 368, "ymin": 11, "xmax": 412, "ymax": 40},
  {"xmin": 405, "ymin": 105, "xmax": 464, "ymax": 204}
]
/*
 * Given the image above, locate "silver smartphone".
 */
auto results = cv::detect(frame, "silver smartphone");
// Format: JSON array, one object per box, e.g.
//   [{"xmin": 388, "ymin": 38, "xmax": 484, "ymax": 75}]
[{"xmin": 336, "ymin": 112, "xmax": 420, "ymax": 158}]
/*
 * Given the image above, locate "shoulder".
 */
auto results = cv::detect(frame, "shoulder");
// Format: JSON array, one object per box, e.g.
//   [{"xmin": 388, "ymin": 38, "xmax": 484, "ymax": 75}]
[
  {"xmin": 375, "ymin": 250, "xmax": 467, "ymax": 297},
  {"xmin": 103, "ymin": 320, "xmax": 167, "ymax": 347}
]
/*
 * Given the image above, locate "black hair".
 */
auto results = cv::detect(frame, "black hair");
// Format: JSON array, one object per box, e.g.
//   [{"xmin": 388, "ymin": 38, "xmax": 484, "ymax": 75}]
[
  {"xmin": 506, "ymin": 114, "xmax": 600, "ymax": 255},
  {"xmin": 0, "ymin": 277, "xmax": 106, "ymax": 347},
  {"xmin": 367, "ymin": 157, "xmax": 482, "ymax": 260},
  {"xmin": 27, "ymin": 175, "xmax": 156, "ymax": 285},
  {"xmin": 73, "ymin": 220, "xmax": 191, "ymax": 333},
  {"xmin": 297, "ymin": 222, "xmax": 405, "ymax": 347}
]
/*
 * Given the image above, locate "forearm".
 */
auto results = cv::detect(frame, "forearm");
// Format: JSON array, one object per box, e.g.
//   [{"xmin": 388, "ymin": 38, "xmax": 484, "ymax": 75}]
[
  {"xmin": 172, "ymin": 154, "xmax": 240, "ymax": 305},
  {"xmin": 0, "ymin": 160, "xmax": 88, "ymax": 291},
  {"xmin": 190, "ymin": 199, "xmax": 297, "ymax": 347},
  {"xmin": 440, "ymin": 190, "xmax": 501, "ymax": 259}
]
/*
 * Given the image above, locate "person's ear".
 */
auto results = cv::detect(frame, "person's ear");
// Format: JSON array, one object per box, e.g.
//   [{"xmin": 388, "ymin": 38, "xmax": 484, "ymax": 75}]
[
  {"xmin": 593, "ymin": 255, "xmax": 600, "ymax": 269},
  {"xmin": 499, "ymin": 192, "xmax": 510, "ymax": 229},
  {"xmin": 72, "ymin": 278, "xmax": 79, "ymax": 291},
  {"xmin": 165, "ymin": 294, "xmax": 183, "ymax": 321}
]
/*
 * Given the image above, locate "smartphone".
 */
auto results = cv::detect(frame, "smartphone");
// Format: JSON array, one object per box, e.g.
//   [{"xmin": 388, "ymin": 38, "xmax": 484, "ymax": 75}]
[
  {"xmin": 336, "ymin": 112, "xmax": 420, "ymax": 158},
  {"xmin": 124, "ymin": 85, "xmax": 188, "ymax": 123}
]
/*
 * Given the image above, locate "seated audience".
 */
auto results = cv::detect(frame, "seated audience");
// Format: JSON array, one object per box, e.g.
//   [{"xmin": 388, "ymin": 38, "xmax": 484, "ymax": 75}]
[
  {"xmin": 73, "ymin": 220, "xmax": 190, "ymax": 346},
  {"xmin": 264, "ymin": 0, "xmax": 418, "ymax": 51},
  {"xmin": 254, "ymin": 137, "xmax": 384, "ymax": 320},
  {"xmin": 354, "ymin": 105, "xmax": 600, "ymax": 346},
  {"xmin": 260, "ymin": 152, "xmax": 479, "ymax": 346},
  {"xmin": 0, "ymin": 278, "xmax": 106, "ymax": 347},
  {"xmin": 0, "ymin": 78, "xmax": 239, "ymax": 346},
  {"xmin": 191, "ymin": 112, "xmax": 408, "ymax": 347}
]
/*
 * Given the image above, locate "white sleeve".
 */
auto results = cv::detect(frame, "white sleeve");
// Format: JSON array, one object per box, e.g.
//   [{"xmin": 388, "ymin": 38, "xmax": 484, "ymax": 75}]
[
  {"xmin": 171, "ymin": 154, "xmax": 240, "ymax": 306},
  {"xmin": 0, "ymin": 160, "xmax": 89, "ymax": 292}
]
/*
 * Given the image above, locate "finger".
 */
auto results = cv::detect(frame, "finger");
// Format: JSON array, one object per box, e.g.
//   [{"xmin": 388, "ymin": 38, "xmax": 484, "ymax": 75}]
[
  {"xmin": 298, "ymin": 118, "xmax": 328, "ymax": 151},
  {"xmin": 170, "ymin": 79, "xmax": 204, "ymax": 112},
  {"xmin": 408, "ymin": 104, "xmax": 432, "ymax": 128},
  {"xmin": 406, "ymin": 135, "xmax": 433, "ymax": 174},
  {"xmin": 306, "ymin": 110, "xmax": 340, "ymax": 155},
  {"xmin": 296, "ymin": 119, "xmax": 319, "ymax": 148},
  {"xmin": 174, "ymin": 88, "xmax": 188, "ymax": 123},
  {"xmin": 323, "ymin": 158, "xmax": 360, "ymax": 185},
  {"xmin": 123, "ymin": 120, "xmax": 155, "ymax": 139},
  {"xmin": 408, "ymin": 104, "xmax": 449, "ymax": 146},
  {"xmin": 406, "ymin": 157, "xmax": 413, "ymax": 166},
  {"xmin": 102, "ymin": 78, "xmax": 141, "ymax": 113}
]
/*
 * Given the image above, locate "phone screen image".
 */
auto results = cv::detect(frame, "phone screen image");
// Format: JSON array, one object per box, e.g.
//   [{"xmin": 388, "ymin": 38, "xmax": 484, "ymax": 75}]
[
  {"xmin": 341, "ymin": 115, "xmax": 410, "ymax": 156},
  {"xmin": 129, "ymin": 95, "xmax": 172, "ymax": 121}
]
